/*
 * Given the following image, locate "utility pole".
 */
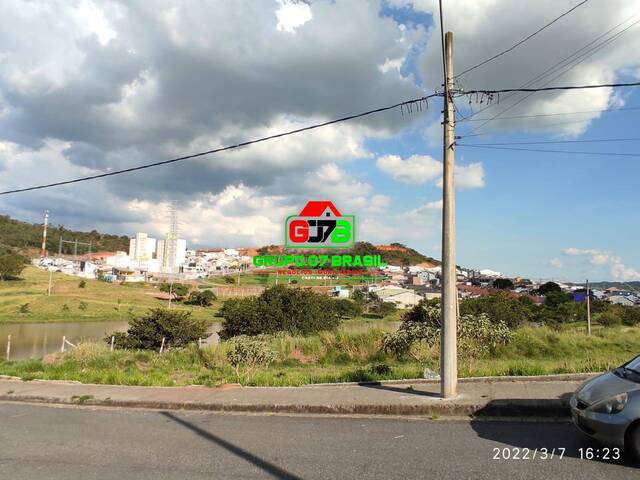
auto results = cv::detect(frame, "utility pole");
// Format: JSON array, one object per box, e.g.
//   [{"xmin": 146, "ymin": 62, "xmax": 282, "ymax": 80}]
[
  {"xmin": 41, "ymin": 209, "xmax": 49, "ymax": 258},
  {"xmin": 586, "ymin": 279, "xmax": 591, "ymax": 335},
  {"xmin": 440, "ymin": 30, "xmax": 457, "ymax": 398}
]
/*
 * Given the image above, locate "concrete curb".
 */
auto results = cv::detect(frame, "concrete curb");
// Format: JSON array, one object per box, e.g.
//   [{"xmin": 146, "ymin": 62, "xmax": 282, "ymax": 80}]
[{"xmin": 0, "ymin": 394, "xmax": 572, "ymax": 418}]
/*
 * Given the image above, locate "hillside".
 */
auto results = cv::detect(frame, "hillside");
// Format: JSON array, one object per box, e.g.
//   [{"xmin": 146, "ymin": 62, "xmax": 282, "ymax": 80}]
[
  {"xmin": 253, "ymin": 242, "xmax": 439, "ymax": 267},
  {"xmin": 0, "ymin": 214, "xmax": 130, "ymax": 256},
  {"xmin": 0, "ymin": 266, "xmax": 215, "ymax": 324}
]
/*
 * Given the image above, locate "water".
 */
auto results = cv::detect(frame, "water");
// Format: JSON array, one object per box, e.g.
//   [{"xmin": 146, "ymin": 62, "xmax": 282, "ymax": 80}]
[{"xmin": 0, "ymin": 321, "xmax": 223, "ymax": 360}]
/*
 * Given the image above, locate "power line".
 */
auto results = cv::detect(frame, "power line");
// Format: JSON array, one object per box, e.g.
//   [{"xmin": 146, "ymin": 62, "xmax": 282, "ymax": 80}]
[
  {"xmin": 461, "ymin": 137, "xmax": 640, "ymax": 146},
  {"xmin": 458, "ymin": 105, "xmax": 640, "ymax": 122},
  {"xmin": 459, "ymin": 81, "xmax": 640, "ymax": 96},
  {"xmin": 457, "ymin": 144, "xmax": 640, "ymax": 157},
  {"xmin": 0, "ymin": 94, "xmax": 438, "ymax": 196},
  {"xmin": 458, "ymin": 13, "xmax": 639, "ymax": 129},
  {"xmin": 457, "ymin": 116, "xmax": 636, "ymax": 138},
  {"xmin": 456, "ymin": 0, "xmax": 590, "ymax": 78}
]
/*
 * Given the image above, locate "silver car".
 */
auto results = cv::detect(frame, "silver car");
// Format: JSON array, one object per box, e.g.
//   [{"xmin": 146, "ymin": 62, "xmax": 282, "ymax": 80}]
[{"xmin": 571, "ymin": 354, "xmax": 640, "ymax": 458}]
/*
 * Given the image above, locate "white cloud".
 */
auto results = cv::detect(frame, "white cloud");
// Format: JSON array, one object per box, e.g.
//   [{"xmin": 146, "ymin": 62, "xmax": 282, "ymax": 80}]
[
  {"xmin": 563, "ymin": 247, "xmax": 640, "ymax": 280},
  {"xmin": 405, "ymin": 0, "xmax": 640, "ymax": 136},
  {"xmin": 547, "ymin": 258, "xmax": 563, "ymax": 268},
  {"xmin": 376, "ymin": 154, "xmax": 441, "ymax": 184},
  {"xmin": 276, "ymin": 0, "xmax": 312, "ymax": 33},
  {"xmin": 377, "ymin": 154, "xmax": 485, "ymax": 189}
]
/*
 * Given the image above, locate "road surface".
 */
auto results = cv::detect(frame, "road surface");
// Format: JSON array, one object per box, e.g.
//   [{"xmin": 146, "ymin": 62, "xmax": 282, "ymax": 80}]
[{"xmin": 0, "ymin": 402, "xmax": 637, "ymax": 479}]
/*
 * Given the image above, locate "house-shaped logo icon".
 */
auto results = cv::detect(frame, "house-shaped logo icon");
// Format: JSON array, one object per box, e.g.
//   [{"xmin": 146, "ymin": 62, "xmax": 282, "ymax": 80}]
[{"xmin": 285, "ymin": 201, "xmax": 355, "ymax": 249}]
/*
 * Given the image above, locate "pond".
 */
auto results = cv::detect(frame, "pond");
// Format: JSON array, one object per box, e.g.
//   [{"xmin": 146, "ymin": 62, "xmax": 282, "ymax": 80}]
[{"xmin": 0, "ymin": 321, "xmax": 223, "ymax": 360}]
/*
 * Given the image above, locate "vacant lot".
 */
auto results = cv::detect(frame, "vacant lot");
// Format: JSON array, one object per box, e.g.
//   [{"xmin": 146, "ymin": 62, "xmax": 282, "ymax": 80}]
[
  {"xmin": 1, "ymin": 322, "xmax": 638, "ymax": 386},
  {"xmin": 0, "ymin": 267, "xmax": 218, "ymax": 323}
]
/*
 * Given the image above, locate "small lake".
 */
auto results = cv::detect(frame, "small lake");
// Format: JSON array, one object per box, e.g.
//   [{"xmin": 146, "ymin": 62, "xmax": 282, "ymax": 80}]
[
  {"xmin": 0, "ymin": 320, "xmax": 399, "ymax": 361},
  {"xmin": 0, "ymin": 321, "xmax": 223, "ymax": 360}
]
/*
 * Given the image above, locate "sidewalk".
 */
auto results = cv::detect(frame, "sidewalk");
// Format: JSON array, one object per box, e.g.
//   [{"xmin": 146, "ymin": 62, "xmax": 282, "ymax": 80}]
[{"xmin": 0, "ymin": 373, "xmax": 596, "ymax": 417}]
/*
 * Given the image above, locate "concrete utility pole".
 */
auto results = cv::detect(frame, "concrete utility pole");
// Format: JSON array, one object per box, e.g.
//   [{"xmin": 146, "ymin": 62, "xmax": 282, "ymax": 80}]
[
  {"xmin": 41, "ymin": 209, "xmax": 49, "ymax": 258},
  {"xmin": 586, "ymin": 279, "xmax": 591, "ymax": 335},
  {"xmin": 440, "ymin": 31, "xmax": 458, "ymax": 398}
]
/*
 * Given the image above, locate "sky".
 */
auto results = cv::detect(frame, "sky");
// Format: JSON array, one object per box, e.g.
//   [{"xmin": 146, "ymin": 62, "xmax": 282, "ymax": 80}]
[{"xmin": 0, "ymin": 0, "xmax": 639, "ymax": 282}]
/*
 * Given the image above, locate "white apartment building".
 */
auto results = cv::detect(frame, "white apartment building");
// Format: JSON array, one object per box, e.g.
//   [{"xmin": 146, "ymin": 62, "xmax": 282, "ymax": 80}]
[{"xmin": 129, "ymin": 232, "xmax": 157, "ymax": 261}]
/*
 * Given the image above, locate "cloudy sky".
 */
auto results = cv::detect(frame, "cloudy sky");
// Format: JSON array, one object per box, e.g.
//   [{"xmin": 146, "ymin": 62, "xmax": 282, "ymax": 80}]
[{"xmin": 1, "ymin": 0, "xmax": 639, "ymax": 281}]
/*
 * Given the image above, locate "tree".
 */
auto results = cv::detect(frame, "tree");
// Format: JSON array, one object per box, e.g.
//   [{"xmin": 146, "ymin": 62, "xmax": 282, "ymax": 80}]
[
  {"xmin": 185, "ymin": 290, "xmax": 217, "ymax": 307},
  {"xmin": 219, "ymin": 285, "xmax": 342, "ymax": 339},
  {"xmin": 106, "ymin": 308, "xmax": 207, "ymax": 350},
  {"xmin": 78, "ymin": 279, "xmax": 86, "ymax": 289},
  {"xmin": 0, "ymin": 253, "xmax": 26, "ymax": 280},
  {"xmin": 159, "ymin": 282, "xmax": 190, "ymax": 300},
  {"xmin": 538, "ymin": 281, "xmax": 561, "ymax": 295},
  {"xmin": 493, "ymin": 278, "xmax": 514, "ymax": 290}
]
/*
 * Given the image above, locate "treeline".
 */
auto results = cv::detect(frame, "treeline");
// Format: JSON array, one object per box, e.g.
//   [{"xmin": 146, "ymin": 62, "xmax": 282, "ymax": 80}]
[{"xmin": 0, "ymin": 214, "xmax": 130, "ymax": 255}]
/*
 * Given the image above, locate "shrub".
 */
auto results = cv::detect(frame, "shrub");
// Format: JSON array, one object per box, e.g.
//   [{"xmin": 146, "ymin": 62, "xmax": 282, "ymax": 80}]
[
  {"xmin": 62, "ymin": 304, "xmax": 70, "ymax": 312},
  {"xmin": 78, "ymin": 280, "xmax": 86, "ymax": 289},
  {"xmin": 0, "ymin": 253, "xmax": 26, "ymax": 280},
  {"xmin": 219, "ymin": 285, "xmax": 341, "ymax": 339},
  {"xmin": 106, "ymin": 308, "xmax": 208, "ymax": 350},
  {"xmin": 226, "ymin": 336, "xmax": 276, "ymax": 382},
  {"xmin": 18, "ymin": 303, "xmax": 29, "ymax": 314},
  {"xmin": 223, "ymin": 276, "xmax": 235, "ymax": 284},
  {"xmin": 185, "ymin": 290, "xmax": 216, "ymax": 307},
  {"xmin": 334, "ymin": 298, "xmax": 362, "ymax": 318},
  {"xmin": 78, "ymin": 301, "xmax": 88, "ymax": 311},
  {"xmin": 595, "ymin": 311, "xmax": 622, "ymax": 327},
  {"xmin": 460, "ymin": 292, "xmax": 534, "ymax": 329},
  {"xmin": 383, "ymin": 301, "xmax": 513, "ymax": 360},
  {"xmin": 621, "ymin": 306, "xmax": 640, "ymax": 326}
]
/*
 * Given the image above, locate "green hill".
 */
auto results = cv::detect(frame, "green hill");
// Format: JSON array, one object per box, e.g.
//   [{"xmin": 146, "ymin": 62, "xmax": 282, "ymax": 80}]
[{"xmin": 0, "ymin": 214, "xmax": 130, "ymax": 257}]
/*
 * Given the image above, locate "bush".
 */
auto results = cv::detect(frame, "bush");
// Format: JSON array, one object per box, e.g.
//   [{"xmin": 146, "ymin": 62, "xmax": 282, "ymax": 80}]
[
  {"xmin": 383, "ymin": 301, "xmax": 513, "ymax": 360},
  {"xmin": 18, "ymin": 303, "xmax": 29, "ymax": 314},
  {"xmin": 223, "ymin": 276, "xmax": 235, "ymax": 284},
  {"xmin": 62, "ymin": 304, "xmax": 70, "ymax": 312},
  {"xmin": 0, "ymin": 253, "xmax": 26, "ymax": 280},
  {"xmin": 460, "ymin": 292, "xmax": 534, "ymax": 329},
  {"xmin": 621, "ymin": 306, "xmax": 640, "ymax": 326},
  {"xmin": 219, "ymin": 285, "xmax": 341, "ymax": 339},
  {"xmin": 185, "ymin": 290, "xmax": 216, "ymax": 307},
  {"xmin": 334, "ymin": 298, "xmax": 362, "ymax": 318},
  {"xmin": 78, "ymin": 280, "xmax": 86, "ymax": 289},
  {"xmin": 78, "ymin": 301, "xmax": 88, "ymax": 311},
  {"xmin": 595, "ymin": 311, "xmax": 622, "ymax": 327},
  {"xmin": 106, "ymin": 308, "xmax": 208, "ymax": 350},
  {"xmin": 226, "ymin": 336, "xmax": 276, "ymax": 382}
]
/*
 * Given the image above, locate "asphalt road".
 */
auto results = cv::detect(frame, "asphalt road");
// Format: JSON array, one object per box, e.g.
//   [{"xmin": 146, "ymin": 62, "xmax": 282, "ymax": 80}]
[{"xmin": 0, "ymin": 402, "xmax": 637, "ymax": 479}]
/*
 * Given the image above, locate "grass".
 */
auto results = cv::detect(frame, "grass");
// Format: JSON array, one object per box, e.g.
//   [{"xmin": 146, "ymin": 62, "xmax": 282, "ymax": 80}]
[
  {"xmin": 0, "ymin": 266, "xmax": 220, "ymax": 324},
  {"xmin": 1, "ymin": 323, "xmax": 638, "ymax": 387}
]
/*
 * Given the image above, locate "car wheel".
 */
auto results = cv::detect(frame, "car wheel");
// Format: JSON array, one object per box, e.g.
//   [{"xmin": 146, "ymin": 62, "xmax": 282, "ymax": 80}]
[{"xmin": 626, "ymin": 423, "xmax": 640, "ymax": 461}]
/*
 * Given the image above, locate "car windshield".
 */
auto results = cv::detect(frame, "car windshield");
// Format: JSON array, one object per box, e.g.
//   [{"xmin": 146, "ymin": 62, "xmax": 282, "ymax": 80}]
[
  {"xmin": 618, "ymin": 355, "xmax": 640, "ymax": 380},
  {"xmin": 625, "ymin": 355, "xmax": 640, "ymax": 371}
]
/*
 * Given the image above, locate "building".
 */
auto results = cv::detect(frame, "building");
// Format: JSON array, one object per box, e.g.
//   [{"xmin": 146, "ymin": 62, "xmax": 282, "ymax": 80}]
[
  {"xmin": 157, "ymin": 237, "xmax": 187, "ymax": 273},
  {"xmin": 373, "ymin": 286, "xmax": 423, "ymax": 308},
  {"xmin": 129, "ymin": 232, "xmax": 156, "ymax": 261}
]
